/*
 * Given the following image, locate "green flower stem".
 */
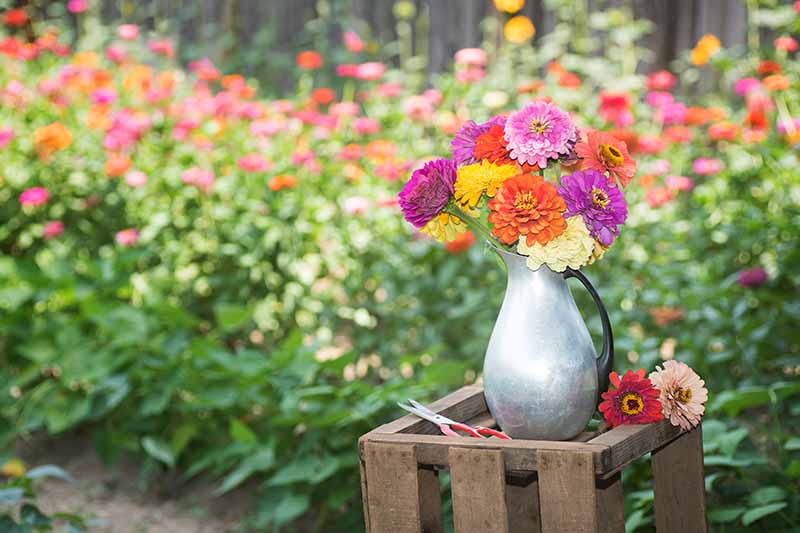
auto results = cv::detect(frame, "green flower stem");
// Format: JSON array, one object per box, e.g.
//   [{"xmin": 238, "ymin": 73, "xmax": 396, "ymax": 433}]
[{"xmin": 445, "ymin": 204, "xmax": 498, "ymax": 247}]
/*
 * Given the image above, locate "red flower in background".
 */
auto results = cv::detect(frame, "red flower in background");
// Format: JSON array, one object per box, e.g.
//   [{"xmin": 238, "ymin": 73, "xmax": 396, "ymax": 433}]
[
  {"xmin": 296, "ymin": 51, "xmax": 323, "ymax": 70},
  {"xmin": 774, "ymin": 36, "xmax": 798, "ymax": 53},
  {"xmin": 646, "ymin": 70, "xmax": 676, "ymax": 91},
  {"xmin": 599, "ymin": 369, "xmax": 663, "ymax": 428},
  {"xmin": 445, "ymin": 231, "xmax": 476, "ymax": 253},
  {"xmin": 3, "ymin": 9, "xmax": 28, "ymax": 27},
  {"xmin": 756, "ymin": 60, "xmax": 781, "ymax": 76},
  {"xmin": 311, "ymin": 87, "xmax": 336, "ymax": 105}
]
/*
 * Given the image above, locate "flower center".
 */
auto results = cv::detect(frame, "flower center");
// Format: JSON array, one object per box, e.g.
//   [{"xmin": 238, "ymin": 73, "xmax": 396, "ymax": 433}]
[
  {"xmin": 677, "ymin": 388, "xmax": 692, "ymax": 404},
  {"xmin": 529, "ymin": 118, "xmax": 550, "ymax": 135},
  {"xmin": 620, "ymin": 392, "xmax": 644, "ymax": 415},
  {"xmin": 513, "ymin": 191, "xmax": 537, "ymax": 210},
  {"xmin": 599, "ymin": 143, "xmax": 624, "ymax": 167},
  {"xmin": 591, "ymin": 187, "xmax": 610, "ymax": 208}
]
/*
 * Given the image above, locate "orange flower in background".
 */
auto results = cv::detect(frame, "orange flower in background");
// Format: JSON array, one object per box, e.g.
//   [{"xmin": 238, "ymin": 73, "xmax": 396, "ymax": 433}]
[
  {"xmin": 311, "ymin": 87, "xmax": 336, "ymax": 105},
  {"xmin": 488, "ymin": 173, "xmax": 567, "ymax": 247},
  {"xmin": 756, "ymin": 60, "xmax": 781, "ymax": 76},
  {"xmin": 366, "ymin": 139, "xmax": 396, "ymax": 162},
  {"xmin": 445, "ymin": 230, "xmax": 476, "ymax": 253},
  {"xmin": 72, "ymin": 51, "xmax": 99, "ymax": 67},
  {"xmin": 4, "ymin": 9, "xmax": 28, "ymax": 27},
  {"xmin": 343, "ymin": 163, "xmax": 364, "ymax": 182},
  {"xmin": 296, "ymin": 50, "xmax": 323, "ymax": 70},
  {"xmin": 86, "ymin": 105, "xmax": 111, "ymax": 130},
  {"xmin": 639, "ymin": 174, "xmax": 656, "ymax": 189},
  {"xmin": 576, "ymin": 130, "xmax": 637, "ymax": 188},
  {"xmin": 269, "ymin": 174, "xmax": 298, "ymax": 191},
  {"xmin": 763, "ymin": 74, "xmax": 790, "ymax": 91},
  {"xmin": 503, "ymin": 15, "xmax": 535, "ymax": 43},
  {"xmin": 123, "ymin": 64, "xmax": 154, "ymax": 95},
  {"xmin": 708, "ymin": 121, "xmax": 738, "ymax": 141},
  {"xmin": 684, "ymin": 107, "xmax": 712, "ymax": 126},
  {"xmin": 105, "ymin": 153, "xmax": 132, "ymax": 177},
  {"xmin": 690, "ymin": 34, "xmax": 721, "ymax": 66},
  {"xmin": 494, "ymin": 0, "xmax": 524, "ymax": 13},
  {"xmin": 517, "ymin": 80, "xmax": 544, "ymax": 94},
  {"xmin": 606, "ymin": 130, "xmax": 639, "ymax": 153},
  {"xmin": 558, "ymin": 72, "xmax": 581, "ymax": 88},
  {"xmin": 33, "ymin": 122, "xmax": 73, "ymax": 158}
]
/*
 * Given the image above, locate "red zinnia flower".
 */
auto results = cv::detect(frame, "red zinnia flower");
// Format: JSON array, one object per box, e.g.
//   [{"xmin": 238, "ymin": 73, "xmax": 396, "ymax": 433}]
[
  {"xmin": 296, "ymin": 51, "xmax": 323, "ymax": 70},
  {"xmin": 487, "ymin": 173, "xmax": 567, "ymax": 246},
  {"xmin": 599, "ymin": 369, "xmax": 663, "ymax": 428},
  {"xmin": 311, "ymin": 87, "xmax": 336, "ymax": 105},
  {"xmin": 445, "ymin": 230, "xmax": 476, "ymax": 253},
  {"xmin": 473, "ymin": 124, "xmax": 514, "ymax": 165},
  {"xmin": 4, "ymin": 9, "xmax": 28, "ymax": 27},
  {"xmin": 756, "ymin": 60, "xmax": 781, "ymax": 76}
]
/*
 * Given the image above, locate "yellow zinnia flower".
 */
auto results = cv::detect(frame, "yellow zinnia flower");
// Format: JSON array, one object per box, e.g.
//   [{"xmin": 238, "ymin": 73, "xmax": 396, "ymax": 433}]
[
  {"xmin": 504, "ymin": 15, "xmax": 535, "ymax": 44},
  {"xmin": 517, "ymin": 216, "xmax": 594, "ymax": 272},
  {"xmin": 454, "ymin": 161, "xmax": 518, "ymax": 209},
  {"xmin": 421, "ymin": 212, "xmax": 467, "ymax": 242},
  {"xmin": 1, "ymin": 458, "xmax": 26, "ymax": 478},
  {"xmin": 690, "ymin": 34, "xmax": 721, "ymax": 66},
  {"xmin": 587, "ymin": 240, "xmax": 610, "ymax": 265},
  {"xmin": 494, "ymin": 0, "xmax": 525, "ymax": 13}
]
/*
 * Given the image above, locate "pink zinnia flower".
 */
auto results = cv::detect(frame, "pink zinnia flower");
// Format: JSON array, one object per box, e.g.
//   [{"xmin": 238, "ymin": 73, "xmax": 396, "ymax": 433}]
[
  {"xmin": 355, "ymin": 62, "xmax": 386, "ymax": 81},
  {"xmin": 105, "ymin": 44, "xmax": 128, "ymax": 63},
  {"xmin": 646, "ymin": 70, "xmax": 676, "ymax": 91},
  {"xmin": 115, "ymin": 228, "xmax": 139, "ymax": 247},
  {"xmin": 692, "ymin": 158, "xmax": 723, "ymax": 176},
  {"xmin": 238, "ymin": 153, "xmax": 271, "ymax": 173},
  {"xmin": 117, "ymin": 24, "xmax": 140, "ymax": 41},
  {"xmin": 91, "ymin": 87, "xmax": 117, "ymax": 105},
  {"xmin": 67, "ymin": 0, "xmax": 88, "ymax": 13},
  {"xmin": 330, "ymin": 102, "xmax": 360, "ymax": 117},
  {"xmin": 637, "ymin": 134, "xmax": 666, "ymax": 154},
  {"xmin": 649, "ymin": 159, "xmax": 671, "ymax": 175},
  {"xmin": 352, "ymin": 117, "xmax": 380, "ymax": 135},
  {"xmin": 0, "ymin": 126, "xmax": 13, "ymax": 147},
  {"xmin": 336, "ymin": 64, "xmax": 359, "ymax": 78},
  {"xmin": 148, "ymin": 39, "xmax": 175, "ymax": 58},
  {"xmin": 124, "ymin": 170, "xmax": 148, "ymax": 187},
  {"xmin": 456, "ymin": 68, "xmax": 486, "ymax": 84},
  {"xmin": 19, "ymin": 187, "xmax": 49, "ymax": 206},
  {"xmin": 403, "ymin": 95, "xmax": 434, "ymax": 122},
  {"xmin": 43, "ymin": 220, "xmax": 64, "ymax": 240},
  {"xmin": 454, "ymin": 48, "xmax": 487, "ymax": 67},
  {"xmin": 646, "ymin": 91, "xmax": 673, "ymax": 108},
  {"xmin": 343, "ymin": 196, "xmax": 369, "ymax": 216},
  {"xmin": 250, "ymin": 120, "xmax": 282, "ymax": 137},
  {"xmin": 343, "ymin": 31, "xmax": 365, "ymax": 53},
  {"xmin": 737, "ymin": 267, "xmax": 768, "ymax": 288},
  {"xmin": 733, "ymin": 77, "xmax": 760, "ymax": 96},
  {"xmin": 649, "ymin": 361, "xmax": 707, "ymax": 431},
  {"xmin": 181, "ymin": 167, "xmax": 215, "ymax": 193},
  {"xmin": 375, "ymin": 82, "xmax": 403, "ymax": 98},
  {"xmin": 665, "ymin": 175, "xmax": 694, "ymax": 192},
  {"xmin": 504, "ymin": 101, "xmax": 578, "ymax": 168}
]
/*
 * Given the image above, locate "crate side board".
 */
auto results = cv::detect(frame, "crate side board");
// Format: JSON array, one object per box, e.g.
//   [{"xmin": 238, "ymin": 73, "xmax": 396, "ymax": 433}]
[{"xmin": 589, "ymin": 419, "xmax": 685, "ymax": 477}]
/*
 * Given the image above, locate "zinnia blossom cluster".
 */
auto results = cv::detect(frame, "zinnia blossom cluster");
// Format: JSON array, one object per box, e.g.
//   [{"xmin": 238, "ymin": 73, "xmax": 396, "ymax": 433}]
[{"xmin": 399, "ymin": 98, "xmax": 636, "ymax": 273}]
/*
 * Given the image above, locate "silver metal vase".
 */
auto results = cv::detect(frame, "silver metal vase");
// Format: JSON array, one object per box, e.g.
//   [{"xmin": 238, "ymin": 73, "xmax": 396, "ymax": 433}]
[{"xmin": 483, "ymin": 246, "xmax": 614, "ymax": 441}]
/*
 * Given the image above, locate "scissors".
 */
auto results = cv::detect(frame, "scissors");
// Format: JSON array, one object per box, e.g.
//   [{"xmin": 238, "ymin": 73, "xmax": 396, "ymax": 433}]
[{"xmin": 397, "ymin": 399, "xmax": 512, "ymax": 440}]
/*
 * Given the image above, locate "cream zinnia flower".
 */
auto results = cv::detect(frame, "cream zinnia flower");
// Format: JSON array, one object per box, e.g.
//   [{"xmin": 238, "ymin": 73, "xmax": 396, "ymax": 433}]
[
  {"xmin": 517, "ymin": 216, "xmax": 594, "ymax": 272},
  {"xmin": 454, "ymin": 161, "xmax": 518, "ymax": 209},
  {"xmin": 649, "ymin": 360, "xmax": 708, "ymax": 430}
]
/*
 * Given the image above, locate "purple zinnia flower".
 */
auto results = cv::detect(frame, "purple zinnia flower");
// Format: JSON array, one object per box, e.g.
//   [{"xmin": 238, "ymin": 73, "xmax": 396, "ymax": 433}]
[
  {"xmin": 558, "ymin": 169, "xmax": 627, "ymax": 246},
  {"xmin": 398, "ymin": 159, "xmax": 457, "ymax": 228},
  {"xmin": 450, "ymin": 115, "xmax": 505, "ymax": 166},
  {"xmin": 503, "ymin": 101, "xmax": 577, "ymax": 168},
  {"xmin": 737, "ymin": 267, "xmax": 768, "ymax": 288}
]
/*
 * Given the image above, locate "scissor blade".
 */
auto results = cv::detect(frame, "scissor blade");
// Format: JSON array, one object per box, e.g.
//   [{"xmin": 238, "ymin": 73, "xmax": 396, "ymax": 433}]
[{"xmin": 398, "ymin": 402, "xmax": 443, "ymax": 424}]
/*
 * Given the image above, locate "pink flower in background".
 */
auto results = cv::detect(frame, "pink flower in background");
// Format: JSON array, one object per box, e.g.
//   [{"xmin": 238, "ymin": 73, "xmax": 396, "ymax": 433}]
[
  {"xmin": 344, "ymin": 196, "xmax": 370, "ymax": 216},
  {"xmin": 91, "ymin": 87, "xmax": 117, "ymax": 105},
  {"xmin": 43, "ymin": 220, "xmax": 64, "ymax": 240},
  {"xmin": 657, "ymin": 101, "xmax": 687, "ymax": 125},
  {"xmin": 645, "ymin": 186, "xmax": 674, "ymax": 208},
  {"xmin": 692, "ymin": 158, "xmax": 723, "ymax": 175},
  {"xmin": 343, "ymin": 31, "xmax": 365, "ymax": 53},
  {"xmin": 181, "ymin": 167, "xmax": 215, "ymax": 193},
  {"xmin": 646, "ymin": 91, "xmax": 673, "ymax": 108},
  {"xmin": 737, "ymin": 267, "xmax": 768, "ymax": 288},
  {"xmin": 454, "ymin": 48, "xmax": 487, "ymax": 67},
  {"xmin": 665, "ymin": 175, "xmax": 694, "ymax": 192},
  {"xmin": 189, "ymin": 57, "xmax": 220, "ymax": 81},
  {"xmin": 637, "ymin": 134, "xmax": 666, "ymax": 154},
  {"xmin": 117, "ymin": 24, "xmax": 140, "ymax": 40},
  {"xmin": 336, "ymin": 64, "xmax": 359, "ymax": 77},
  {"xmin": 148, "ymin": 39, "xmax": 175, "ymax": 58},
  {"xmin": 355, "ymin": 62, "xmax": 386, "ymax": 81},
  {"xmin": 330, "ymin": 102, "xmax": 359, "ymax": 117},
  {"xmin": 124, "ymin": 170, "xmax": 148, "ymax": 187},
  {"xmin": 19, "ymin": 187, "xmax": 49, "ymax": 206},
  {"xmin": 423, "ymin": 89, "xmax": 442, "ymax": 106},
  {"xmin": 271, "ymin": 100, "xmax": 293, "ymax": 114},
  {"xmin": 646, "ymin": 70, "xmax": 676, "ymax": 91},
  {"xmin": 250, "ymin": 119, "xmax": 282, "ymax": 137},
  {"xmin": 649, "ymin": 159, "xmax": 671, "ymax": 175},
  {"xmin": 115, "ymin": 228, "xmax": 139, "ymax": 247},
  {"xmin": 105, "ymin": 44, "xmax": 128, "ymax": 63},
  {"xmin": 733, "ymin": 77, "xmax": 760, "ymax": 96},
  {"xmin": 456, "ymin": 68, "xmax": 486, "ymax": 83},
  {"xmin": 67, "ymin": 0, "xmax": 88, "ymax": 13},
  {"xmin": 403, "ymin": 95, "xmax": 434, "ymax": 122},
  {"xmin": 0, "ymin": 127, "xmax": 14, "ymax": 147},
  {"xmin": 238, "ymin": 153, "xmax": 271, "ymax": 173},
  {"xmin": 375, "ymin": 82, "xmax": 403, "ymax": 98},
  {"xmin": 777, "ymin": 117, "xmax": 800, "ymax": 134},
  {"xmin": 292, "ymin": 150, "xmax": 315, "ymax": 165},
  {"xmin": 774, "ymin": 35, "xmax": 798, "ymax": 53},
  {"xmin": 352, "ymin": 117, "xmax": 380, "ymax": 135}
]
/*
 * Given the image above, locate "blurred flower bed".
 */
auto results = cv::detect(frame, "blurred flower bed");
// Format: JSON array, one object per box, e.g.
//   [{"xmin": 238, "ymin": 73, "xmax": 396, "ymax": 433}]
[{"xmin": 1, "ymin": 2, "xmax": 799, "ymax": 531}]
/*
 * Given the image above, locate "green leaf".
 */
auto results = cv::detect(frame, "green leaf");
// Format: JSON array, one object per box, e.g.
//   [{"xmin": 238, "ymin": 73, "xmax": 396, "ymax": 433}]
[
  {"xmin": 215, "ymin": 448, "xmax": 275, "ymax": 495},
  {"xmin": 20, "ymin": 504, "xmax": 51, "ymax": 527},
  {"xmin": 717, "ymin": 428, "xmax": 749, "ymax": 456},
  {"xmin": 0, "ymin": 515, "xmax": 24, "ymax": 532},
  {"xmin": 749, "ymin": 486, "xmax": 785, "ymax": 506},
  {"xmin": 141, "ymin": 437, "xmax": 175, "ymax": 468},
  {"xmin": 268, "ymin": 455, "xmax": 340, "ymax": 486},
  {"xmin": 26, "ymin": 464, "xmax": 73, "ymax": 482},
  {"xmin": 741, "ymin": 502, "xmax": 787, "ymax": 526},
  {"xmin": 785, "ymin": 459, "xmax": 800, "ymax": 478},
  {"xmin": 0, "ymin": 488, "xmax": 24, "ymax": 505},
  {"xmin": 229, "ymin": 419, "xmax": 257, "ymax": 446},
  {"xmin": 272, "ymin": 493, "xmax": 310, "ymax": 526},
  {"xmin": 708, "ymin": 507, "xmax": 744, "ymax": 523},
  {"xmin": 213, "ymin": 303, "xmax": 252, "ymax": 332},
  {"xmin": 784, "ymin": 437, "xmax": 800, "ymax": 451}
]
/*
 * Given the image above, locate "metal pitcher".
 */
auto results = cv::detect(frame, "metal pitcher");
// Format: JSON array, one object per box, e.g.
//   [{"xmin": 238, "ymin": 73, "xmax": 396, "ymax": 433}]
[{"xmin": 483, "ymin": 246, "xmax": 614, "ymax": 440}]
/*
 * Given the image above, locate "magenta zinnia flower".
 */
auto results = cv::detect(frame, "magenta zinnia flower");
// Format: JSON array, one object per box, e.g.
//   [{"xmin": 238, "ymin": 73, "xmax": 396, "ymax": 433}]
[
  {"xmin": 19, "ymin": 187, "xmax": 49, "ymax": 207},
  {"xmin": 451, "ymin": 115, "xmax": 505, "ymax": 166},
  {"xmin": 398, "ymin": 159, "xmax": 457, "ymax": 228},
  {"xmin": 737, "ymin": 267, "xmax": 768, "ymax": 288},
  {"xmin": 503, "ymin": 101, "xmax": 577, "ymax": 168},
  {"xmin": 558, "ymin": 169, "xmax": 627, "ymax": 246}
]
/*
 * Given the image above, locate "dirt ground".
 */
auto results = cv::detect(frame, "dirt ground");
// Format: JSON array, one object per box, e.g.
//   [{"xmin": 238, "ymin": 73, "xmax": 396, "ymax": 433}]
[{"xmin": 15, "ymin": 432, "xmax": 253, "ymax": 533}]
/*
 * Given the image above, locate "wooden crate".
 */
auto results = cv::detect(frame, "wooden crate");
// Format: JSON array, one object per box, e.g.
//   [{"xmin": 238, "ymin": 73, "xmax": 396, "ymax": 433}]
[{"xmin": 358, "ymin": 385, "xmax": 707, "ymax": 533}]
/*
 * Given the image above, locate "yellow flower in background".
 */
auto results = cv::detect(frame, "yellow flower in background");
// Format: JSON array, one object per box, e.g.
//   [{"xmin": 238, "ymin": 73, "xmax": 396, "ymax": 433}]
[
  {"xmin": 421, "ymin": 212, "xmax": 467, "ymax": 242},
  {"xmin": 494, "ymin": 0, "xmax": 525, "ymax": 13},
  {"xmin": 587, "ymin": 240, "xmax": 610, "ymax": 265},
  {"xmin": 517, "ymin": 216, "xmax": 594, "ymax": 272},
  {"xmin": 504, "ymin": 15, "xmax": 535, "ymax": 44},
  {"xmin": 690, "ymin": 34, "xmax": 721, "ymax": 66},
  {"xmin": 72, "ymin": 51, "xmax": 99, "ymax": 67},
  {"xmin": 455, "ymin": 161, "xmax": 518, "ymax": 208},
  {"xmin": 1, "ymin": 458, "xmax": 26, "ymax": 478}
]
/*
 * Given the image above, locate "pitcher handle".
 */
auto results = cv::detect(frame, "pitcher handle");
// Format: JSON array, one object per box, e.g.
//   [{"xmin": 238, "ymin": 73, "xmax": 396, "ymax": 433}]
[{"xmin": 563, "ymin": 267, "xmax": 614, "ymax": 402}]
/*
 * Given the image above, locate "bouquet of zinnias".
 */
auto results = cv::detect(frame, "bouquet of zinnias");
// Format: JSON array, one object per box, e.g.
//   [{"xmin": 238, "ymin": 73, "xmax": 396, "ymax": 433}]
[{"xmin": 398, "ymin": 100, "xmax": 636, "ymax": 272}]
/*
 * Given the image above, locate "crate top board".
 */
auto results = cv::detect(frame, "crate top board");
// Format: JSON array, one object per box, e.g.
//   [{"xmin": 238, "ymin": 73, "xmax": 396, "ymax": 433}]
[{"xmin": 359, "ymin": 385, "xmax": 685, "ymax": 479}]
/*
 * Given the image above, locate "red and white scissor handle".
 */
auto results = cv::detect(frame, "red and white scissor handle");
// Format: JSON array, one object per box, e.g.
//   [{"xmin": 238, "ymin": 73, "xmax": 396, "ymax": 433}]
[{"xmin": 398, "ymin": 399, "xmax": 512, "ymax": 440}]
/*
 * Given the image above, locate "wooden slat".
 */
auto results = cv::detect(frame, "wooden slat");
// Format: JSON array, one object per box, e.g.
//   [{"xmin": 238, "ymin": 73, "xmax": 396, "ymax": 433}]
[
  {"xmin": 363, "ymin": 442, "xmax": 443, "ymax": 533},
  {"xmin": 418, "ymin": 468, "xmax": 444, "ymax": 533},
  {"xmin": 372, "ymin": 386, "xmax": 487, "ymax": 435},
  {"xmin": 596, "ymin": 472, "xmax": 625, "ymax": 533},
  {"xmin": 588, "ymin": 420, "xmax": 683, "ymax": 476},
  {"xmin": 365, "ymin": 432, "xmax": 608, "ymax": 473},
  {"xmin": 538, "ymin": 450, "xmax": 598, "ymax": 533},
  {"xmin": 506, "ymin": 478, "xmax": 541, "ymax": 533},
  {"xmin": 652, "ymin": 425, "xmax": 708, "ymax": 533},
  {"xmin": 449, "ymin": 448, "xmax": 509, "ymax": 533},
  {"xmin": 359, "ymin": 457, "xmax": 371, "ymax": 531}
]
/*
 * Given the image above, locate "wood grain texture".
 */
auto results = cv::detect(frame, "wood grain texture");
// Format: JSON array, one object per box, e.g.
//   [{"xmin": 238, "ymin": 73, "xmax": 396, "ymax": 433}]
[
  {"xmin": 589, "ymin": 420, "xmax": 683, "ymax": 476},
  {"xmin": 371, "ymin": 386, "xmax": 487, "ymax": 436},
  {"xmin": 652, "ymin": 425, "xmax": 708, "ymax": 533},
  {"xmin": 506, "ymin": 478, "xmax": 541, "ymax": 533},
  {"xmin": 596, "ymin": 472, "xmax": 625, "ymax": 533},
  {"xmin": 449, "ymin": 448, "xmax": 509, "ymax": 533},
  {"xmin": 537, "ymin": 450, "xmax": 598, "ymax": 533},
  {"xmin": 363, "ymin": 442, "xmax": 423, "ymax": 533}
]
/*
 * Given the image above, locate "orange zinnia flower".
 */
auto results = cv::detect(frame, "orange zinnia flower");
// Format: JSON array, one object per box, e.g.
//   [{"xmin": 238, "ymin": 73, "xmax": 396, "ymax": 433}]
[
  {"xmin": 503, "ymin": 15, "xmax": 535, "ymax": 44},
  {"xmin": 575, "ymin": 130, "xmax": 637, "ymax": 188},
  {"xmin": 445, "ymin": 230, "xmax": 476, "ymax": 253},
  {"xmin": 558, "ymin": 72, "xmax": 581, "ymax": 88},
  {"xmin": 311, "ymin": 87, "xmax": 336, "ymax": 105},
  {"xmin": 708, "ymin": 122, "xmax": 738, "ymax": 141},
  {"xmin": 296, "ymin": 51, "xmax": 323, "ymax": 70},
  {"xmin": 690, "ymin": 34, "xmax": 721, "ymax": 66},
  {"xmin": 33, "ymin": 122, "xmax": 73, "ymax": 159},
  {"xmin": 365, "ymin": 140, "xmax": 396, "ymax": 162},
  {"xmin": 488, "ymin": 173, "xmax": 566, "ymax": 247},
  {"xmin": 756, "ymin": 60, "xmax": 781, "ymax": 76},
  {"xmin": 763, "ymin": 74, "xmax": 790, "ymax": 91},
  {"xmin": 105, "ymin": 153, "xmax": 132, "ymax": 177},
  {"xmin": 269, "ymin": 174, "xmax": 298, "ymax": 191}
]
